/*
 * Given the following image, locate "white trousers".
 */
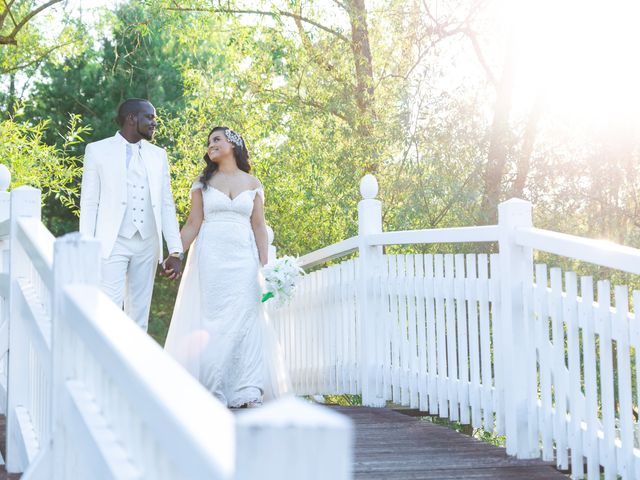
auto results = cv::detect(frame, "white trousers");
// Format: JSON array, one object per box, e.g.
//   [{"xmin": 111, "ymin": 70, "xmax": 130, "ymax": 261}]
[{"xmin": 101, "ymin": 232, "xmax": 159, "ymax": 331}]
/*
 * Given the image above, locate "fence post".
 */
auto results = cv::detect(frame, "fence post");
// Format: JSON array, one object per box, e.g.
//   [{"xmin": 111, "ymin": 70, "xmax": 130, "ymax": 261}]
[
  {"xmin": 49, "ymin": 233, "xmax": 101, "ymax": 479},
  {"xmin": 6, "ymin": 186, "xmax": 42, "ymax": 473},
  {"xmin": 235, "ymin": 396, "xmax": 353, "ymax": 479},
  {"xmin": 0, "ymin": 165, "xmax": 11, "ymax": 416},
  {"xmin": 357, "ymin": 175, "xmax": 384, "ymax": 407},
  {"xmin": 497, "ymin": 198, "xmax": 538, "ymax": 458}
]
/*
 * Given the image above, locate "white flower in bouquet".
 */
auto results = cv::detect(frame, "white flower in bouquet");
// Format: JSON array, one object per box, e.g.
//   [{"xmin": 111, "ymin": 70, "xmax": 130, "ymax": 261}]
[{"xmin": 261, "ymin": 256, "xmax": 305, "ymax": 307}]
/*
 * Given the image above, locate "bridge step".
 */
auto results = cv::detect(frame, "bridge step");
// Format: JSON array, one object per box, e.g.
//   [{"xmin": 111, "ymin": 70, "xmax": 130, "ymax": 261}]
[{"xmin": 329, "ymin": 406, "xmax": 567, "ymax": 479}]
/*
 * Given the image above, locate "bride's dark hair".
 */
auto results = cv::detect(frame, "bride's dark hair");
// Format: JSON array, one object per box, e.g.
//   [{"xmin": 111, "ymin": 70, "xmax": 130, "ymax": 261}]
[{"xmin": 200, "ymin": 126, "xmax": 250, "ymax": 189}]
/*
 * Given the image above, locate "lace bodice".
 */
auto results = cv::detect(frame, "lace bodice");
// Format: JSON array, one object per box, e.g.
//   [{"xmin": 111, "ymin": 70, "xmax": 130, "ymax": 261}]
[
  {"xmin": 192, "ymin": 182, "xmax": 264, "ymax": 223},
  {"xmin": 166, "ymin": 180, "xmax": 290, "ymax": 408}
]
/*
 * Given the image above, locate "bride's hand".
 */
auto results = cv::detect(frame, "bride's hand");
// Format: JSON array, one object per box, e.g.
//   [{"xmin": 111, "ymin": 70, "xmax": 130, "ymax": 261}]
[{"xmin": 161, "ymin": 256, "xmax": 183, "ymax": 280}]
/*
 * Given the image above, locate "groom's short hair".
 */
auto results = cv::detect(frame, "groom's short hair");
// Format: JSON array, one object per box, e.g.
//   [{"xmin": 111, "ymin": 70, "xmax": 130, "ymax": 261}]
[{"xmin": 116, "ymin": 98, "xmax": 151, "ymax": 126}]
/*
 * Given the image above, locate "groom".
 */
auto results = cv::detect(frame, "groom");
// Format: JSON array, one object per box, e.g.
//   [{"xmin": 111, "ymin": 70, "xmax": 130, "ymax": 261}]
[{"xmin": 79, "ymin": 98, "xmax": 183, "ymax": 331}]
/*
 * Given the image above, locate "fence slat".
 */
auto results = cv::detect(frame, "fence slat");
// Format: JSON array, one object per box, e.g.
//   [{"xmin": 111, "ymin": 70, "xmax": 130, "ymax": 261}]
[
  {"xmin": 444, "ymin": 255, "xmax": 458, "ymax": 421},
  {"xmin": 489, "ymin": 254, "xmax": 503, "ymax": 435},
  {"xmin": 550, "ymin": 268, "xmax": 568, "ymax": 469},
  {"xmin": 614, "ymin": 286, "xmax": 633, "ymax": 479},
  {"xmin": 580, "ymin": 277, "xmax": 599, "ymax": 478},
  {"xmin": 434, "ymin": 255, "xmax": 448, "ymax": 417},
  {"xmin": 477, "ymin": 254, "xmax": 492, "ymax": 431},
  {"xmin": 424, "ymin": 255, "xmax": 438, "ymax": 413},
  {"xmin": 564, "ymin": 272, "xmax": 584, "ymax": 478},
  {"xmin": 415, "ymin": 255, "xmax": 428, "ymax": 411},
  {"xmin": 406, "ymin": 255, "xmax": 419, "ymax": 408},
  {"xmin": 455, "ymin": 254, "xmax": 469, "ymax": 424},
  {"xmin": 597, "ymin": 281, "xmax": 617, "ymax": 479},
  {"xmin": 466, "ymin": 255, "xmax": 482, "ymax": 429}
]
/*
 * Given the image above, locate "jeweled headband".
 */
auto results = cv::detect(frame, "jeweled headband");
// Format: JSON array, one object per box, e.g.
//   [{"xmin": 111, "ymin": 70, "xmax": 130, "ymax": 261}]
[{"xmin": 224, "ymin": 129, "xmax": 244, "ymax": 148}]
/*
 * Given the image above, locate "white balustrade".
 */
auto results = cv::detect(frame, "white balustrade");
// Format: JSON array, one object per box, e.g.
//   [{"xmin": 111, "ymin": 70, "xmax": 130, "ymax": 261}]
[
  {"xmin": 1, "ymin": 173, "xmax": 353, "ymax": 479},
  {"xmin": 4, "ymin": 165, "xmax": 639, "ymax": 479},
  {"xmin": 6, "ymin": 186, "xmax": 52, "ymax": 472},
  {"xmin": 0, "ymin": 164, "xmax": 11, "ymax": 416},
  {"xmin": 268, "ymin": 174, "xmax": 640, "ymax": 480}
]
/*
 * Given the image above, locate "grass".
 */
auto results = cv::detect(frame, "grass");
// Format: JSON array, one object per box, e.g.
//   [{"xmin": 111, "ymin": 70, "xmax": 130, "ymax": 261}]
[{"xmin": 148, "ymin": 272, "xmax": 180, "ymax": 345}]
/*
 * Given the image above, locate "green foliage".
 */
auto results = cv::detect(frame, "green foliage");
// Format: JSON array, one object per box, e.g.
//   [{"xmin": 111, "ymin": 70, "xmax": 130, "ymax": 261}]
[
  {"xmin": 3, "ymin": 0, "xmax": 640, "ymax": 346},
  {"xmin": 23, "ymin": 3, "xmax": 191, "ymax": 151},
  {"xmin": 0, "ymin": 111, "xmax": 90, "ymax": 217}
]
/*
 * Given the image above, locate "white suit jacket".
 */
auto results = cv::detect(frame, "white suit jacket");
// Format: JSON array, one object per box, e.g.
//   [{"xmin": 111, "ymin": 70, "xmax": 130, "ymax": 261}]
[{"xmin": 79, "ymin": 133, "xmax": 183, "ymax": 260}]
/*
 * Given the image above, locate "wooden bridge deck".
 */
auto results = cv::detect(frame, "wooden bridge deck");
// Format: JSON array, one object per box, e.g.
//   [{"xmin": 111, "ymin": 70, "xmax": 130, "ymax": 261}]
[
  {"xmin": 330, "ymin": 406, "xmax": 567, "ymax": 479},
  {"xmin": 0, "ymin": 408, "xmax": 567, "ymax": 479}
]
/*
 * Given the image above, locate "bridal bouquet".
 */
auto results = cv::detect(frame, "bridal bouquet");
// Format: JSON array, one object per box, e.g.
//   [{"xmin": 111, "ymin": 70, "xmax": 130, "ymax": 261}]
[{"xmin": 261, "ymin": 256, "xmax": 305, "ymax": 307}]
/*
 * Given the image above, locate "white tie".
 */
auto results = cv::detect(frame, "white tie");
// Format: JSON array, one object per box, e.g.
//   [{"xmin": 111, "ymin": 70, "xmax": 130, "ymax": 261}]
[{"xmin": 126, "ymin": 143, "xmax": 133, "ymax": 169}]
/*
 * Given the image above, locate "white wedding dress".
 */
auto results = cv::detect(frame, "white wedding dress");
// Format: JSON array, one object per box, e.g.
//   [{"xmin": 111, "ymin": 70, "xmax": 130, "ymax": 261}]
[{"xmin": 164, "ymin": 182, "xmax": 291, "ymax": 407}]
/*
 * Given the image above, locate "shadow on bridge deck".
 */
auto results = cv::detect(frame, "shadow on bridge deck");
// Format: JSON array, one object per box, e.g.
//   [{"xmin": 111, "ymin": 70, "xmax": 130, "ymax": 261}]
[{"xmin": 330, "ymin": 406, "xmax": 567, "ymax": 479}]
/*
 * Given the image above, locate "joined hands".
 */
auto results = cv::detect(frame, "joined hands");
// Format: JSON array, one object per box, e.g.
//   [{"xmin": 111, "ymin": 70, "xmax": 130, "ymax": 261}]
[{"xmin": 161, "ymin": 255, "xmax": 183, "ymax": 280}]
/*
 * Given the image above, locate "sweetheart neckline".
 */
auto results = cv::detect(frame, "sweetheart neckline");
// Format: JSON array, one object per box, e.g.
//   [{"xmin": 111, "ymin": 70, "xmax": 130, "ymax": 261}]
[{"xmin": 208, "ymin": 185, "xmax": 260, "ymax": 201}]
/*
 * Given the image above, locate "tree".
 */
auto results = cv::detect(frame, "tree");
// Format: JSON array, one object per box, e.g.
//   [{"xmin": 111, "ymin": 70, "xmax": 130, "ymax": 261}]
[{"xmin": 0, "ymin": 111, "xmax": 89, "ymax": 220}]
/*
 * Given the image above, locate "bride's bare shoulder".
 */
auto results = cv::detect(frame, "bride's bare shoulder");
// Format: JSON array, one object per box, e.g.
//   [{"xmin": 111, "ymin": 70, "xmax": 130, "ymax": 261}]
[{"xmin": 242, "ymin": 172, "xmax": 262, "ymax": 190}]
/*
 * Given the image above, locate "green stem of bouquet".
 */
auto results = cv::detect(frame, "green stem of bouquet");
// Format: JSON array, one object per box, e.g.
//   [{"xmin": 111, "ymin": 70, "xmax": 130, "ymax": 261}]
[{"xmin": 261, "ymin": 291, "xmax": 274, "ymax": 303}]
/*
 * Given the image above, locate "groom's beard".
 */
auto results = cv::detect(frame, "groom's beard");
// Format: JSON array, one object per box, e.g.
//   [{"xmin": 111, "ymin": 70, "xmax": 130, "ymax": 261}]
[{"xmin": 137, "ymin": 122, "xmax": 155, "ymax": 141}]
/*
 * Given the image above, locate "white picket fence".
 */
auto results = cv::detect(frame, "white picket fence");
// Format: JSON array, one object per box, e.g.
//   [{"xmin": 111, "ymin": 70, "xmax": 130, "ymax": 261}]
[
  {"xmin": 0, "ymin": 166, "xmax": 352, "ymax": 480},
  {"xmin": 269, "ymin": 174, "xmax": 640, "ymax": 480}
]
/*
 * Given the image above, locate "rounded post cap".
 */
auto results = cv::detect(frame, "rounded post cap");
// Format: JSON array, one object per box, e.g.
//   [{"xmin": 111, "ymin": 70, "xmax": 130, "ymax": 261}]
[
  {"xmin": 0, "ymin": 164, "xmax": 10, "ymax": 192},
  {"xmin": 360, "ymin": 174, "xmax": 378, "ymax": 199}
]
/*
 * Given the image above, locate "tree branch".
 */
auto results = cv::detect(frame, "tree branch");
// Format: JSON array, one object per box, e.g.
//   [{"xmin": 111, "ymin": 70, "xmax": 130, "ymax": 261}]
[
  {"xmin": 0, "ymin": 0, "xmax": 63, "ymax": 46},
  {"xmin": 166, "ymin": 4, "xmax": 351, "ymax": 44},
  {"xmin": 463, "ymin": 27, "xmax": 498, "ymax": 87},
  {"xmin": 0, "ymin": 40, "xmax": 72, "ymax": 74},
  {"xmin": 292, "ymin": 2, "xmax": 350, "ymax": 84},
  {"xmin": 0, "ymin": 0, "xmax": 17, "ymax": 30}
]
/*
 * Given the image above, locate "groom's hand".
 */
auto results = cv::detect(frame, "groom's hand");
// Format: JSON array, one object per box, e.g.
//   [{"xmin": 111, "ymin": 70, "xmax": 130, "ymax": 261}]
[{"xmin": 161, "ymin": 255, "xmax": 183, "ymax": 280}]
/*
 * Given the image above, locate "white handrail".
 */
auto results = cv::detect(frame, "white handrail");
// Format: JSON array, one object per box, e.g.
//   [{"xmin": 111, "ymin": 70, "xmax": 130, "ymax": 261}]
[
  {"xmin": 298, "ymin": 236, "xmax": 358, "ymax": 269},
  {"xmin": 61, "ymin": 286, "xmax": 234, "ymax": 479},
  {"xmin": 16, "ymin": 218, "xmax": 54, "ymax": 287},
  {"xmin": 365, "ymin": 225, "xmax": 500, "ymax": 246},
  {"xmin": 515, "ymin": 227, "xmax": 640, "ymax": 275}
]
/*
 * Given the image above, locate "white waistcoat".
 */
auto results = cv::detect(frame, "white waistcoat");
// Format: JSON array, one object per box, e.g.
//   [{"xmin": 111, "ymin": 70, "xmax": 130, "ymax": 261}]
[{"xmin": 119, "ymin": 145, "xmax": 156, "ymax": 239}]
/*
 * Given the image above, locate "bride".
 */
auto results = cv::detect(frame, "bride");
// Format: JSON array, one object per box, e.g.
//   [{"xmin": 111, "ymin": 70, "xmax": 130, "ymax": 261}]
[{"xmin": 164, "ymin": 126, "xmax": 290, "ymax": 408}]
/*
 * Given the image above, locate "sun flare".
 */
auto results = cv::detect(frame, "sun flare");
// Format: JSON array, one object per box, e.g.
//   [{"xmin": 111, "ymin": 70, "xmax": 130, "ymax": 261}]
[{"xmin": 505, "ymin": 0, "xmax": 640, "ymax": 125}]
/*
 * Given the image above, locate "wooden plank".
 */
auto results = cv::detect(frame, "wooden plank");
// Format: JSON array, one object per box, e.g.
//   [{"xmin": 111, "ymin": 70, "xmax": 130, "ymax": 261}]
[{"xmin": 328, "ymin": 406, "xmax": 567, "ymax": 480}]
